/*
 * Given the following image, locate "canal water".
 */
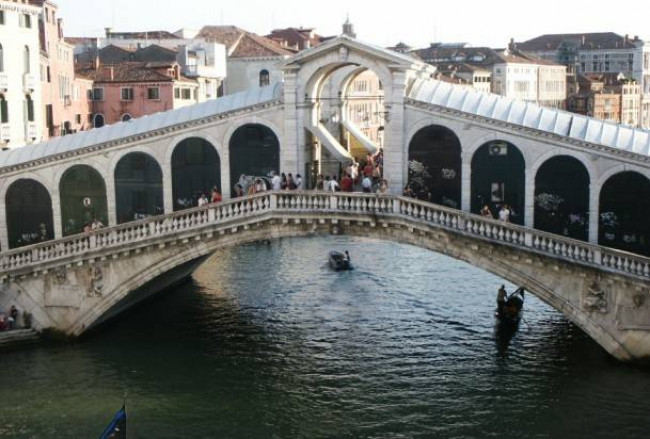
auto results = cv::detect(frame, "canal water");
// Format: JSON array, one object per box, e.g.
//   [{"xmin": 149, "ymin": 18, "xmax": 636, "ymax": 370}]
[{"xmin": 1, "ymin": 236, "xmax": 650, "ymax": 438}]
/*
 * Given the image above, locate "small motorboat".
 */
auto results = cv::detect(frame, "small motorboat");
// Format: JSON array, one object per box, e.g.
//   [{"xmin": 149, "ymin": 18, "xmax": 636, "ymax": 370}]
[
  {"xmin": 496, "ymin": 287, "xmax": 525, "ymax": 325},
  {"xmin": 329, "ymin": 251, "xmax": 352, "ymax": 271}
]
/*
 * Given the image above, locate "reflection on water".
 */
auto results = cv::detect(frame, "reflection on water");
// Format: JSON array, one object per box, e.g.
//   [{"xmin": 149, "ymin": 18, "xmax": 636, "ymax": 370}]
[{"xmin": 1, "ymin": 236, "xmax": 650, "ymax": 438}]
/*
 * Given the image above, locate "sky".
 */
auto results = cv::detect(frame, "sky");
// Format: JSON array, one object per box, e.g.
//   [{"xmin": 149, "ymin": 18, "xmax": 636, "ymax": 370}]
[{"xmin": 54, "ymin": 0, "xmax": 650, "ymax": 49}]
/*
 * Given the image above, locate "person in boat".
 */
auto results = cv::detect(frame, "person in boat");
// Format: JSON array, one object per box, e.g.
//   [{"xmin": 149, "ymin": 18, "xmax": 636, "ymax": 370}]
[
  {"xmin": 344, "ymin": 251, "xmax": 350, "ymax": 262},
  {"xmin": 497, "ymin": 285, "xmax": 507, "ymax": 310}
]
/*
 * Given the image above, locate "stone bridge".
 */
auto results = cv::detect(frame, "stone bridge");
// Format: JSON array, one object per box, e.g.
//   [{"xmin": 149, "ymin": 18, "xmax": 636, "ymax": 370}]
[
  {"xmin": 1, "ymin": 192, "xmax": 650, "ymax": 361},
  {"xmin": 1, "ymin": 36, "xmax": 650, "ymax": 360}
]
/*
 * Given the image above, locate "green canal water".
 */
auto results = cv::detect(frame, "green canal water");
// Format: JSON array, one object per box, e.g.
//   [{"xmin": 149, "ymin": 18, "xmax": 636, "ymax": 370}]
[{"xmin": 1, "ymin": 236, "xmax": 650, "ymax": 438}]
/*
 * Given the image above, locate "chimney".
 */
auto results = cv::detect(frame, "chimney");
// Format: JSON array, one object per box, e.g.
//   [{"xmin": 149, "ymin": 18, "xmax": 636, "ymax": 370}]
[
  {"xmin": 581, "ymin": 35, "xmax": 586, "ymax": 46},
  {"xmin": 508, "ymin": 38, "xmax": 515, "ymax": 51},
  {"xmin": 625, "ymin": 34, "xmax": 629, "ymax": 44},
  {"xmin": 634, "ymin": 35, "xmax": 639, "ymax": 41},
  {"xmin": 93, "ymin": 54, "xmax": 100, "ymax": 70},
  {"xmin": 105, "ymin": 27, "xmax": 113, "ymax": 39}
]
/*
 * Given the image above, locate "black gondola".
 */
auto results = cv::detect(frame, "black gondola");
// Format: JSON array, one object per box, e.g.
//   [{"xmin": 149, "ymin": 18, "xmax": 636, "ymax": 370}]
[
  {"xmin": 329, "ymin": 251, "xmax": 352, "ymax": 271},
  {"xmin": 496, "ymin": 288, "xmax": 525, "ymax": 325}
]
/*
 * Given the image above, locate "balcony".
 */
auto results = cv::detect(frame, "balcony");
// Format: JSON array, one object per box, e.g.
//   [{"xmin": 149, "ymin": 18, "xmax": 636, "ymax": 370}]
[
  {"xmin": 0, "ymin": 73, "xmax": 8, "ymax": 91},
  {"xmin": 0, "ymin": 124, "xmax": 10, "ymax": 143},
  {"xmin": 23, "ymin": 73, "xmax": 37, "ymax": 92},
  {"xmin": 25, "ymin": 122, "xmax": 38, "ymax": 141}
]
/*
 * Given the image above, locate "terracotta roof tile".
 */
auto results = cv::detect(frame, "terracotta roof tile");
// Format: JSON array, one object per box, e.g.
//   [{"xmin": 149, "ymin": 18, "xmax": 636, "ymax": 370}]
[
  {"xmin": 75, "ymin": 62, "xmax": 174, "ymax": 83},
  {"xmin": 517, "ymin": 32, "xmax": 639, "ymax": 51}
]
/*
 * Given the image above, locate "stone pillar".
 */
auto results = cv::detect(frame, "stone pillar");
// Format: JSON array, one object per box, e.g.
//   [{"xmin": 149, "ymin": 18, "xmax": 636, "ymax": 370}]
[
  {"xmin": 589, "ymin": 183, "xmax": 600, "ymax": 244},
  {"xmin": 524, "ymin": 172, "xmax": 535, "ymax": 228},
  {"xmin": 282, "ymin": 69, "xmax": 301, "ymax": 175},
  {"xmin": 461, "ymin": 159, "xmax": 472, "ymax": 212},
  {"xmin": 384, "ymin": 70, "xmax": 407, "ymax": 194},
  {"xmin": 162, "ymin": 161, "xmax": 173, "ymax": 215},
  {"xmin": 221, "ymin": 147, "xmax": 231, "ymax": 201},
  {"xmin": 106, "ymin": 173, "xmax": 117, "ymax": 227},
  {"xmin": 0, "ymin": 199, "xmax": 8, "ymax": 251},
  {"xmin": 51, "ymin": 188, "xmax": 62, "ymax": 240}
]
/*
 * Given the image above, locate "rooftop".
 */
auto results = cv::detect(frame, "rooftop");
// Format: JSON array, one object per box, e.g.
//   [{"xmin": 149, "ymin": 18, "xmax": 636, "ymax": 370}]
[{"xmin": 516, "ymin": 32, "xmax": 641, "ymax": 51}]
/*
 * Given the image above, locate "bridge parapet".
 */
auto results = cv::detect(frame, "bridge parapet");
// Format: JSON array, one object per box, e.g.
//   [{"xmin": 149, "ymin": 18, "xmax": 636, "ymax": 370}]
[{"xmin": 1, "ymin": 192, "xmax": 650, "ymax": 281}]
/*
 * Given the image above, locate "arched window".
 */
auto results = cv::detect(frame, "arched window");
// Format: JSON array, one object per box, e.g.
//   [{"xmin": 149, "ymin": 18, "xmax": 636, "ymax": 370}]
[
  {"xmin": 115, "ymin": 152, "xmax": 163, "ymax": 224},
  {"xmin": 0, "ymin": 43, "xmax": 4, "ymax": 73},
  {"xmin": 60, "ymin": 165, "xmax": 108, "ymax": 236},
  {"xmin": 172, "ymin": 137, "xmax": 221, "ymax": 211},
  {"xmin": 23, "ymin": 46, "xmax": 30, "ymax": 74},
  {"xmin": 0, "ymin": 94, "xmax": 7, "ymax": 124},
  {"xmin": 229, "ymin": 124, "xmax": 279, "ymax": 195},
  {"xmin": 259, "ymin": 69, "xmax": 270, "ymax": 87},
  {"xmin": 25, "ymin": 94, "xmax": 34, "ymax": 122},
  {"xmin": 6, "ymin": 179, "xmax": 54, "ymax": 249},
  {"xmin": 407, "ymin": 125, "xmax": 462, "ymax": 208},
  {"xmin": 121, "ymin": 114, "xmax": 132, "ymax": 122},
  {"xmin": 93, "ymin": 114, "xmax": 104, "ymax": 128}
]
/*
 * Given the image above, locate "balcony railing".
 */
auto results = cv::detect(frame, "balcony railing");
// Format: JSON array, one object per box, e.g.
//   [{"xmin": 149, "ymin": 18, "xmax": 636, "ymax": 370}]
[
  {"xmin": 0, "ymin": 123, "xmax": 10, "ymax": 143},
  {"xmin": 0, "ymin": 73, "xmax": 8, "ymax": 91},
  {"xmin": 23, "ymin": 73, "xmax": 37, "ymax": 92}
]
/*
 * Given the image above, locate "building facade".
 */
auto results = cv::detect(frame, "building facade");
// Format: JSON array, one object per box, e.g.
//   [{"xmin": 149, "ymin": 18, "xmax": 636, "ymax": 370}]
[{"xmin": 0, "ymin": 0, "xmax": 43, "ymax": 148}]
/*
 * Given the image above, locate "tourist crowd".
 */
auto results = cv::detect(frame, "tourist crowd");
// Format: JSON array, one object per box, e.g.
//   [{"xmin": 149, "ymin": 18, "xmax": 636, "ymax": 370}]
[{"xmin": 0, "ymin": 306, "xmax": 20, "ymax": 331}]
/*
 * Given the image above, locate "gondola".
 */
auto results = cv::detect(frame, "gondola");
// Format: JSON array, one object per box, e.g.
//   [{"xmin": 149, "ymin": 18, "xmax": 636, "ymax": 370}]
[
  {"xmin": 496, "ymin": 288, "xmax": 525, "ymax": 326},
  {"xmin": 329, "ymin": 251, "xmax": 352, "ymax": 271}
]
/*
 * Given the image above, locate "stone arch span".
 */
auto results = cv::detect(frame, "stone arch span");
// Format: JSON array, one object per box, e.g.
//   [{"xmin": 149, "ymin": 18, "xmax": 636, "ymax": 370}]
[{"xmin": 42, "ymin": 196, "xmax": 644, "ymax": 361}]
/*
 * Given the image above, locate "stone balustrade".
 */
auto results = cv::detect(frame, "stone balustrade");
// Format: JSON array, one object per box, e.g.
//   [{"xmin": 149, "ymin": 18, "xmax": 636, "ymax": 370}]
[{"xmin": 2, "ymin": 192, "xmax": 649, "ymax": 281}]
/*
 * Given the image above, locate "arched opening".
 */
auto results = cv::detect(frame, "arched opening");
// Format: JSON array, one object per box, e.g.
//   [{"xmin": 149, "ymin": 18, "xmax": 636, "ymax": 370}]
[
  {"xmin": 534, "ymin": 156, "xmax": 589, "ymax": 241},
  {"xmin": 259, "ymin": 69, "xmax": 270, "ymax": 87},
  {"xmin": 471, "ymin": 140, "xmax": 525, "ymax": 224},
  {"xmin": 25, "ymin": 94, "xmax": 34, "ymax": 122},
  {"xmin": 229, "ymin": 124, "xmax": 279, "ymax": 194},
  {"xmin": 121, "ymin": 114, "xmax": 132, "ymax": 122},
  {"xmin": 407, "ymin": 125, "xmax": 462, "ymax": 208},
  {"xmin": 599, "ymin": 171, "xmax": 650, "ymax": 256},
  {"xmin": 23, "ymin": 45, "xmax": 30, "ymax": 74},
  {"xmin": 60, "ymin": 165, "xmax": 108, "ymax": 236},
  {"xmin": 172, "ymin": 137, "xmax": 221, "ymax": 210},
  {"xmin": 0, "ymin": 94, "xmax": 7, "ymax": 124},
  {"xmin": 93, "ymin": 114, "xmax": 105, "ymax": 128},
  {"xmin": 115, "ymin": 152, "xmax": 163, "ymax": 224},
  {"xmin": 6, "ymin": 179, "xmax": 54, "ymax": 249}
]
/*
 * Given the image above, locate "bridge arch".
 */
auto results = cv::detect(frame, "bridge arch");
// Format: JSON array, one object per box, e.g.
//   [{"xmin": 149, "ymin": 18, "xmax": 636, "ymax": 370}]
[
  {"xmin": 471, "ymin": 140, "xmax": 526, "ymax": 223},
  {"xmin": 599, "ymin": 171, "xmax": 650, "ymax": 256},
  {"xmin": 67, "ymin": 211, "xmax": 631, "ymax": 361},
  {"xmin": 114, "ymin": 152, "xmax": 164, "ymax": 224},
  {"xmin": 59, "ymin": 165, "xmax": 108, "ymax": 236},
  {"xmin": 171, "ymin": 137, "xmax": 222, "ymax": 211},
  {"xmin": 534, "ymin": 155, "xmax": 590, "ymax": 241},
  {"xmin": 5, "ymin": 178, "xmax": 54, "ymax": 249},
  {"xmin": 407, "ymin": 124, "xmax": 462, "ymax": 208},
  {"xmin": 228, "ymin": 123, "xmax": 280, "ymax": 194}
]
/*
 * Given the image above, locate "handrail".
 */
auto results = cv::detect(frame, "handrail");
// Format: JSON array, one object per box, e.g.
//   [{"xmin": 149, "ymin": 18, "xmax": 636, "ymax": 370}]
[{"xmin": 1, "ymin": 191, "xmax": 649, "ymax": 279}]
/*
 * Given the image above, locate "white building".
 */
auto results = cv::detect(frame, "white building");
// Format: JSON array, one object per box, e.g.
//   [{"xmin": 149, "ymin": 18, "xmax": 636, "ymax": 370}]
[{"xmin": 0, "ymin": 0, "xmax": 43, "ymax": 148}]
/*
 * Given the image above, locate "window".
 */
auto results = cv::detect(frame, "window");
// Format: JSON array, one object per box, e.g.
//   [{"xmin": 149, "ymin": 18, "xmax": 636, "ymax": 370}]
[
  {"xmin": 121, "ymin": 88, "xmax": 134, "ymax": 101},
  {"xmin": 19, "ymin": 14, "xmax": 32, "ymax": 29},
  {"xmin": 92, "ymin": 88, "xmax": 104, "ymax": 101},
  {"xmin": 259, "ymin": 69, "xmax": 270, "ymax": 87},
  {"xmin": 0, "ymin": 94, "xmax": 8, "ymax": 124},
  {"xmin": 0, "ymin": 11, "xmax": 4, "ymax": 25},
  {"xmin": 147, "ymin": 87, "xmax": 160, "ymax": 100},
  {"xmin": 122, "ymin": 114, "xmax": 132, "ymax": 122},
  {"xmin": 24, "ymin": 46, "xmax": 30, "ymax": 74},
  {"xmin": 174, "ymin": 88, "xmax": 180, "ymax": 99},
  {"xmin": 93, "ymin": 114, "xmax": 105, "ymax": 128},
  {"xmin": 75, "ymin": 114, "xmax": 81, "ymax": 124},
  {"xmin": 25, "ymin": 95, "xmax": 34, "ymax": 122}
]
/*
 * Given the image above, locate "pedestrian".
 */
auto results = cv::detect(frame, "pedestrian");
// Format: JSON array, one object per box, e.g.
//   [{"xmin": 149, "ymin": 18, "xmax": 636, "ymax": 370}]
[
  {"xmin": 288, "ymin": 173, "xmax": 297, "ymax": 190},
  {"xmin": 480, "ymin": 205, "xmax": 493, "ymax": 218},
  {"xmin": 197, "ymin": 193, "xmax": 209, "ymax": 207},
  {"xmin": 91, "ymin": 218, "xmax": 104, "ymax": 230},
  {"xmin": 362, "ymin": 175, "xmax": 373, "ymax": 193},
  {"xmin": 341, "ymin": 173, "xmax": 353, "ymax": 192},
  {"xmin": 329, "ymin": 175, "xmax": 340, "ymax": 192},
  {"xmin": 281, "ymin": 173, "xmax": 288, "ymax": 190},
  {"xmin": 271, "ymin": 171, "xmax": 281, "ymax": 191},
  {"xmin": 295, "ymin": 173, "xmax": 303, "ymax": 190},
  {"xmin": 316, "ymin": 174, "xmax": 324, "ymax": 190},
  {"xmin": 377, "ymin": 179, "xmax": 389, "ymax": 194},
  {"xmin": 497, "ymin": 285, "xmax": 507, "ymax": 310},
  {"xmin": 9, "ymin": 306, "xmax": 18, "ymax": 330},
  {"xmin": 498, "ymin": 204, "xmax": 510, "ymax": 222},
  {"xmin": 255, "ymin": 178, "xmax": 266, "ymax": 193},
  {"xmin": 211, "ymin": 187, "xmax": 223, "ymax": 203},
  {"xmin": 403, "ymin": 185, "xmax": 413, "ymax": 197}
]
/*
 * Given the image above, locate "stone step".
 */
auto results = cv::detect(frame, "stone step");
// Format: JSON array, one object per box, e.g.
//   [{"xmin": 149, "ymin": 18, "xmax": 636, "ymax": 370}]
[{"xmin": 0, "ymin": 329, "xmax": 40, "ymax": 349}]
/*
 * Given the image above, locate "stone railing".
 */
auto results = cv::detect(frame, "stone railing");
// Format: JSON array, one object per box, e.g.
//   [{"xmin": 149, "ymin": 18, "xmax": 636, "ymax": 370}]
[{"xmin": 1, "ymin": 192, "xmax": 649, "ymax": 280}]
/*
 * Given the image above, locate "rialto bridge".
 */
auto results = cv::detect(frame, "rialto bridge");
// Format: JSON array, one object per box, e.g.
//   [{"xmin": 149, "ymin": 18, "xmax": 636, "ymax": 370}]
[{"xmin": 1, "ymin": 36, "xmax": 650, "ymax": 360}]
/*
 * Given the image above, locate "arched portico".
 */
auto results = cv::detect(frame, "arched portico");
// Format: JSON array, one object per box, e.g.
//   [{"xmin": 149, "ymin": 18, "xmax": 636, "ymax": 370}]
[
  {"xmin": 5, "ymin": 179, "xmax": 54, "ymax": 249},
  {"xmin": 171, "ymin": 137, "xmax": 221, "ymax": 211}
]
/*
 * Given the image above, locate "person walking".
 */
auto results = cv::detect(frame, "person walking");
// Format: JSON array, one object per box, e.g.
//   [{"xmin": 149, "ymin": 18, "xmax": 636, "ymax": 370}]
[
  {"xmin": 362, "ymin": 175, "xmax": 373, "ymax": 193},
  {"xmin": 271, "ymin": 171, "xmax": 281, "ymax": 191},
  {"xmin": 498, "ymin": 205, "xmax": 510, "ymax": 222},
  {"xmin": 295, "ymin": 174, "xmax": 303, "ymax": 190}
]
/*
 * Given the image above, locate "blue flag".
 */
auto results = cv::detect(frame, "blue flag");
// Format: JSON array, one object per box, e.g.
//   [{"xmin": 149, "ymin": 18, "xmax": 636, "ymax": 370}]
[{"xmin": 99, "ymin": 405, "xmax": 127, "ymax": 439}]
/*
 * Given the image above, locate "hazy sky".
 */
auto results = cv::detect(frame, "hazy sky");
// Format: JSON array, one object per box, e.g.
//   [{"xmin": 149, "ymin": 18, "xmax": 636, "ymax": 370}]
[{"xmin": 55, "ymin": 0, "xmax": 649, "ymax": 49}]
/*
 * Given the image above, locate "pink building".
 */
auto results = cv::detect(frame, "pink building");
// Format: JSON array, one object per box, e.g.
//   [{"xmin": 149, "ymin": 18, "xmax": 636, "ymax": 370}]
[
  {"xmin": 31, "ymin": 0, "xmax": 92, "ymax": 138},
  {"xmin": 76, "ymin": 62, "xmax": 198, "ymax": 127}
]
